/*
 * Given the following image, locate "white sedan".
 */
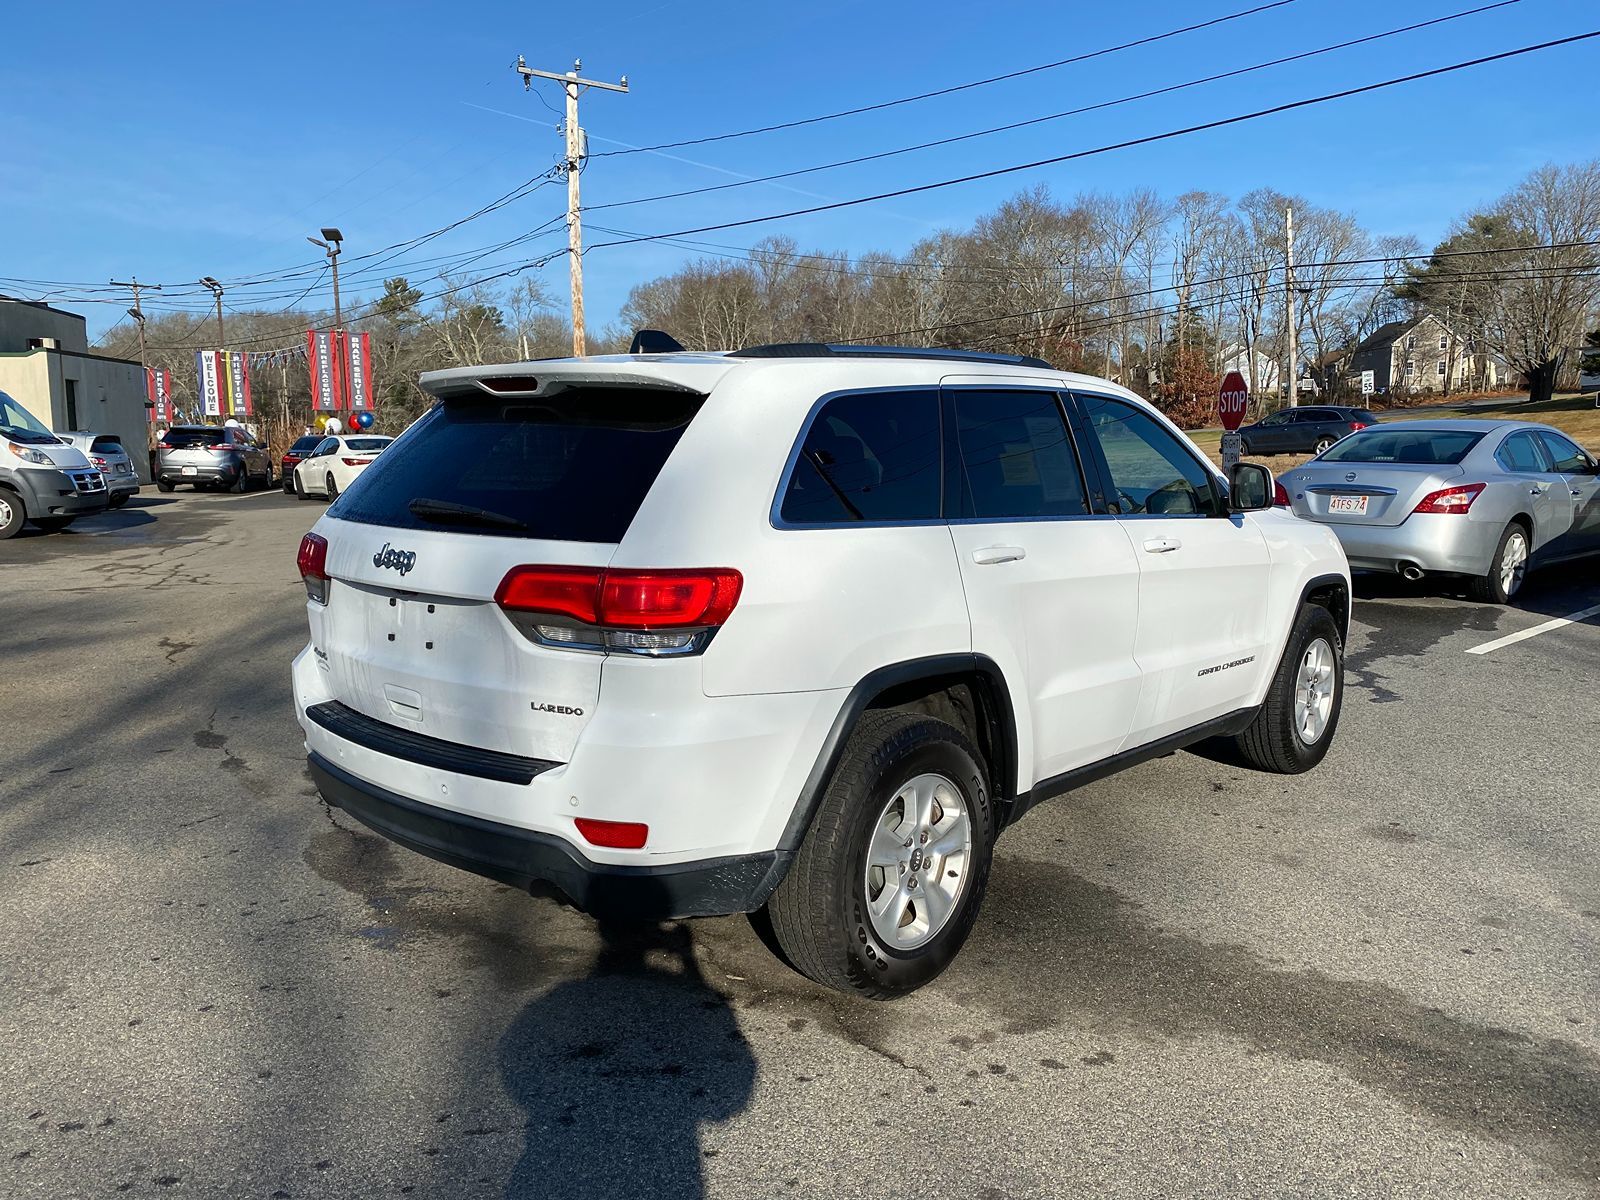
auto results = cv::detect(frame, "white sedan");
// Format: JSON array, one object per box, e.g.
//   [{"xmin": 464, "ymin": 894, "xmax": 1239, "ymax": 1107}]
[{"xmin": 293, "ymin": 435, "xmax": 394, "ymax": 501}]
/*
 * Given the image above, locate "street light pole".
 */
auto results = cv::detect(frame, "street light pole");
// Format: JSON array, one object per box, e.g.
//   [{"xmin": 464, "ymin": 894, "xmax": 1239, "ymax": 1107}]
[{"xmin": 307, "ymin": 229, "xmax": 346, "ymax": 422}]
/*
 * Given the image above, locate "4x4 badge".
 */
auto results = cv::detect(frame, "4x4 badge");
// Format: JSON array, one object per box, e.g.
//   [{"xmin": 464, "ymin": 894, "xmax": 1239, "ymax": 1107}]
[{"xmin": 373, "ymin": 543, "xmax": 416, "ymax": 576}]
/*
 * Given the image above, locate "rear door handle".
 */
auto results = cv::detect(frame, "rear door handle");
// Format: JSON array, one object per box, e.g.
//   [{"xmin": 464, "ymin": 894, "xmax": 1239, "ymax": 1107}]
[
  {"xmin": 971, "ymin": 545, "xmax": 1026, "ymax": 565},
  {"xmin": 1143, "ymin": 537, "xmax": 1182, "ymax": 554}
]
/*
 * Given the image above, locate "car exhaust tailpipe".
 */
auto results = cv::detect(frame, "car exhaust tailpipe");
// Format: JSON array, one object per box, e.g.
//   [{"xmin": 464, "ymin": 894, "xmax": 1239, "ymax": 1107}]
[{"xmin": 1398, "ymin": 563, "xmax": 1425, "ymax": 582}]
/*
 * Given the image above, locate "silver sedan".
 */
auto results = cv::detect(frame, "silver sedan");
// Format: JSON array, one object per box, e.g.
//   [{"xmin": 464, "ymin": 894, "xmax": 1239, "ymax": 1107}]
[{"xmin": 1276, "ymin": 419, "xmax": 1600, "ymax": 603}]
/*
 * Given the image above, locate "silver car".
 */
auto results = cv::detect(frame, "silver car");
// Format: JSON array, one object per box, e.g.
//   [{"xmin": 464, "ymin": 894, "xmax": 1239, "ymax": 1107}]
[
  {"xmin": 1278, "ymin": 419, "xmax": 1600, "ymax": 603},
  {"xmin": 56, "ymin": 431, "xmax": 140, "ymax": 508}
]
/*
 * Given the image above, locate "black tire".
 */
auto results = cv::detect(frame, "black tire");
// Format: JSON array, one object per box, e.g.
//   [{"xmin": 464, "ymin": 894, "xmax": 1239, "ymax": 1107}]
[
  {"xmin": 31, "ymin": 516, "xmax": 74, "ymax": 534},
  {"xmin": 1313, "ymin": 436, "xmax": 1335, "ymax": 455},
  {"xmin": 108, "ymin": 494, "xmax": 128, "ymax": 509},
  {"xmin": 325, "ymin": 474, "xmax": 339, "ymax": 501},
  {"xmin": 294, "ymin": 474, "xmax": 312, "ymax": 501},
  {"xmin": 1467, "ymin": 521, "xmax": 1529, "ymax": 605},
  {"xmin": 0, "ymin": 489, "xmax": 25, "ymax": 539},
  {"xmin": 156, "ymin": 479, "xmax": 174, "ymax": 493},
  {"xmin": 1231, "ymin": 603, "xmax": 1344, "ymax": 774},
  {"xmin": 764, "ymin": 710, "xmax": 996, "ymax": 999},
  {"xmin": 230, "ymin": 469, "xmax": 249, "ymax": 494}
]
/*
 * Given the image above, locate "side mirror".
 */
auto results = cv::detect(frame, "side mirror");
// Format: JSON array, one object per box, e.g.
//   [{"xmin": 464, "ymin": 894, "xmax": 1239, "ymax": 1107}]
[{"xmin": 1229, "ymin": 462, "xmax": 1274, "ymax": 513}]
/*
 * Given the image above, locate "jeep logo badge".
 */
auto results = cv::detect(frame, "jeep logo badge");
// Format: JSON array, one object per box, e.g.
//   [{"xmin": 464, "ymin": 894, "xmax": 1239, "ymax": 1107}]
[{"xmin": 373, "ymin": 543, "xmax": 416, "ymax": 576}]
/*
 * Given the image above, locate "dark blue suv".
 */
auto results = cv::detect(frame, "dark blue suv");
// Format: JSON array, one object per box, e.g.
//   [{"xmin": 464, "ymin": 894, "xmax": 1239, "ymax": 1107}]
[{"xmin": 1238, "ymin": 406, "xmax": 1379, "ymax": 456}]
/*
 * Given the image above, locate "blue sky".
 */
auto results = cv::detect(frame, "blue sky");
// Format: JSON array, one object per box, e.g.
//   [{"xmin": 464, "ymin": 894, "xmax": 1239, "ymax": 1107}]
[{"xmin": 2, "ymin": 0, "xmax": 1594, "ymax": 345}]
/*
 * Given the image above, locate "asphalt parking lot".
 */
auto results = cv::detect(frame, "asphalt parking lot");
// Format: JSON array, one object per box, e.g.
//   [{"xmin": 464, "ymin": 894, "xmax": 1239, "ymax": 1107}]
[{"xmin": 2, "ymin": 491, "xmax": 1597, "ymax": 1199}]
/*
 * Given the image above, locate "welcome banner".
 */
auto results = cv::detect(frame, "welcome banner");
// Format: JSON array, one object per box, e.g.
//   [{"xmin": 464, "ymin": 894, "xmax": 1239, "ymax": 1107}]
[{"xmin": 195, "ymin": 350, "xmax": 223, "ymax": 417}]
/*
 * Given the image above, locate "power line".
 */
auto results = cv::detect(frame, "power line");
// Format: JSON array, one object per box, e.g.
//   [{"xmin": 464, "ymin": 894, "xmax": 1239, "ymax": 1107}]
[
  {"xmin": 585, "ymin": 32, "xmax": 1600, "ymax": 253},
  {"xmin": 590, "ymin": 0, "xmax": 1299, "ymax": 158},
  {"xmin": 588, "ymin": 1, "xmax": 1520, "ymax": 213}
]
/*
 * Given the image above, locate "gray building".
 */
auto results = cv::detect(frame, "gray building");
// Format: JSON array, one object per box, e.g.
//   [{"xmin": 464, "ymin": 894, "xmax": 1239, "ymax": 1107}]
[
  {"xmin": 0, "ymin": 298, "xmax": 152, "ymax": 480},
  {"xmin": 1343, "ymin": 313, "xmax": 1500, "ymax": 397}
]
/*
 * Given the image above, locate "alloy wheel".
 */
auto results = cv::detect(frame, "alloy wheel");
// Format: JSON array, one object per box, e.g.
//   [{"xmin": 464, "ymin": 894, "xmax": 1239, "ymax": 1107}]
[
  {"xmin": 1500, "ymin": 530, "xmax": 1528, "ymax": 597},
  {"xmin": 1293, "ymin": 637, "xmax": 1336, "ymax": 746},
  {"xmin": 862, "ymin": 772, "xmax": 973, "ymax": 951}
]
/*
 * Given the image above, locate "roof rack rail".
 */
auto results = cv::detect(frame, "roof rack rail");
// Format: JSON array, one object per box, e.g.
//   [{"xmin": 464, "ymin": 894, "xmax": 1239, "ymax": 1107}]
[{"xmin": 730, "ymin": 342, "xmax": 1054, "ymax": 371}]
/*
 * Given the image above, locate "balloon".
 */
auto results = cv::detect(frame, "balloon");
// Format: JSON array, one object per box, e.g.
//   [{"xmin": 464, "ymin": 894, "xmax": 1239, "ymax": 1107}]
[
  {"xmin": 355, "ymin": 410, "xmax": 375, "ymax": 430},
  {"xmin": 325, "ymin": 417, "xmax": 342, "ymax": 434},
  {"xmin": 315, "ymin": 414, "xmax": 330, "ymax": 430}
]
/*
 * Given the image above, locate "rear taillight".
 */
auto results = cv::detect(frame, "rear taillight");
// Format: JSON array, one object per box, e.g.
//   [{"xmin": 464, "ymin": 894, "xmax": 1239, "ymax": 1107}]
[
  {"xmin": 91, "ymin": 456, "xmax": 108, "ymax": 469},
  {"xmin": 340, "ymin": 457, "xmax": 371, "ymax": 467},
  {"xmin": 210, "ymin": 444, "xmax": 235, "ymax": 454},
  {"xmin": 1413, "ymin": 483, "xmax": 1485, "ymax": 514},
  {"xmin": 1273, "ymin": 480, "xmax": 1291, "ymax": 507},
  {"xmin": 495, "ymin": 566, "xmax": 742, "ymax": 655},
  {"xmin": 1349, "ymin": 422, "xmax": 1368, "ymax": 431},
  {"xmin": 574, "ymin": 817, "xmax": 648, "ymax": 849},
  {"xmin": 297, "ymin": 532, "xmax": 330, "ymax": 603},
  {"xmin": 157, "ymin": 442, "xmax": 173, "ymax": 450}
]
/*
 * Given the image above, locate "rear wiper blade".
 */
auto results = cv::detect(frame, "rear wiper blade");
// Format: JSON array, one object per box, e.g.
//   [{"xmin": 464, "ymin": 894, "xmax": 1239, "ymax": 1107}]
[{"xmin": 407, "ymin": 497, "xmax": 527, "ymax": 530}]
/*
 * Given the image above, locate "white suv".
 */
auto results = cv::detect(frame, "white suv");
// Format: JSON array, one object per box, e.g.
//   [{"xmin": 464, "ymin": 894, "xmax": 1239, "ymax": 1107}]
[{"xmin": 293, "ymin": 342, "xmax": 1351, "ymax": 998}]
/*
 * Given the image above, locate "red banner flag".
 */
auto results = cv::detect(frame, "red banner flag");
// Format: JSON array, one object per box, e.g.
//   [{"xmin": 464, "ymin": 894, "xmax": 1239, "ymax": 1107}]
[
  {"xmin": 307, "ymin": 329, "xmax": 341, "ymax": 413},
  {"xmin": 346, "ymin": 330, "xmax": 374, "ymax": 412}
]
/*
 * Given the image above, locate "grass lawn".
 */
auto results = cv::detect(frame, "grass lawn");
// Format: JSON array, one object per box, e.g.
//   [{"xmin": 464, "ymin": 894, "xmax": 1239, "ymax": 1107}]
[{"xmin": 1187, "ymin": 392, "xmax": 1598, "ymax": 470}]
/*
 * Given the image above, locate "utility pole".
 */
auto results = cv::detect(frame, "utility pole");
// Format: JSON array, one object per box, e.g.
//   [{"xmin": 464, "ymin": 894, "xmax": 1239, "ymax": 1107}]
[
  {"xmin": 199, "ymin": 277, "xmax": 225, "ymax": 346},
  {"xmin": 1284, "ymin": 204, "xmax": 1298, "ymax": 408},
  {"xmin": 516, "ymin": 55, "xmax": 628, "ymax": 357},
  {"xmin": 110, "ymin": 277, "xmax": 162, "ymax": 365}
]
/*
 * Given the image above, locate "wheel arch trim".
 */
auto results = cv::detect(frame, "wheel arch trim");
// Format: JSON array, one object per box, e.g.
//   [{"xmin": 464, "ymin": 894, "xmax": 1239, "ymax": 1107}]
[{"xmin": 776, "ymin": 653, "xmax": 1020, "ymax": 854}]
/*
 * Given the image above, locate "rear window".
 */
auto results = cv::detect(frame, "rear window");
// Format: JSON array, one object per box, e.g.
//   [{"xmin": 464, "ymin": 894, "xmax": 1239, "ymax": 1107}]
[
  {"xmin": 1320, "ymin": 428, "xmax": 1483, "ymax": 465},
  {"xmin": 329, "ymin": 386, "xmax": 703, "ymax": 542},
  {"xmin": 344, "ymin": 437, "xmax": 392, "ymax": 451},
  {"xmin": 90, "ymin": 436, "xmax": 124, "ymax": 452},
  {"xmin": 289, "ymin": 436, "xmax": 323, "ymax": 454},
  {"xmin": 163, "ymin": 428, "xmax": 224, "ymax": 447},
  {"xmin": 1354, "ymin": 410, "xmax": 1381, "ymax": 425}
]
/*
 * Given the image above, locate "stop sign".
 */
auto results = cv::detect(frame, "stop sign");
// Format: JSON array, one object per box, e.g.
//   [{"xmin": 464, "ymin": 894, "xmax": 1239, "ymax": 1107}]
[{"xmin": 1218, "ymin": 371, "xmax": 1249, "ymax": 431}]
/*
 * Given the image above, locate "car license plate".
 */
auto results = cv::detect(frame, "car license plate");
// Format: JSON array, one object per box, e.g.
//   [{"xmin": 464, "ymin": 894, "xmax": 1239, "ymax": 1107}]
[
  {"xmin": 1329, "ymin": 494, "xmax": 1368, "ymax": 515},
  {"xmin": 182, "ymin": 466, "xmax": 197, "ymax": 476}
]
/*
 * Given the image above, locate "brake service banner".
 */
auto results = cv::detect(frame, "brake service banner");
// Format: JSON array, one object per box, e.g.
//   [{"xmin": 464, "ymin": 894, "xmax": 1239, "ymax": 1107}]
[
  {"xmin": 306, "ymin": 329, "xmax": 341, "ymax": 413},
  {"xmin": 195, "ymin": 350, "xmax": 223, "ymax": 417},
  {"xmin": 344, "ymin": 330, "xmax": 374, "ymax": 412}
]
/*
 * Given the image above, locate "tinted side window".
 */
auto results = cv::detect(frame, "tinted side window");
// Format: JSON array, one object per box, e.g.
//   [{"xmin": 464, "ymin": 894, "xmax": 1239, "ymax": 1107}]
[
  {"xmin": 1078, "ymin": 394, "xmax": 1217, "ymax": 517},
  {"xmin": 950, "ymin": 390, "xmax": 1086, "ymax": 520},
  {"xmin": 779, "ymin": 390, "xmax": 941, "ymax": 524},
  {"xmin": 1496, "ymin": 432, "xmax": 1549, "ymax": 474},
  {"xmin": 313, "ymin": 438, "xmax": 338, "ymax": 456},
  {"xmin": 1537, "ymin": 431, "xmax": 1593, "ymax": 473}
]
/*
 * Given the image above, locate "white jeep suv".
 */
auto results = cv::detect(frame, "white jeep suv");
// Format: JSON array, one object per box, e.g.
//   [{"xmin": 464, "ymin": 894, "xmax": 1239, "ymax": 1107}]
[{"xmin": 293, "ymin": 341, "xmax": 1350, "ymax": 998}]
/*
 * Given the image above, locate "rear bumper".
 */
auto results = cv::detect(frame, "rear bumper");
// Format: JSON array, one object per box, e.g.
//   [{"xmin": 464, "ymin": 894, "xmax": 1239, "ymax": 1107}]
[
  {"xmin": 1314, "ymin": 514, "xmax": 1499, "ymax": 576},
  {"xmin": 159, "ymin": 462, "xmax": 241, "ymax": 485},
  {"xmin": 309, "ymin": 752, "xmax": 788, "ymax": 918}
]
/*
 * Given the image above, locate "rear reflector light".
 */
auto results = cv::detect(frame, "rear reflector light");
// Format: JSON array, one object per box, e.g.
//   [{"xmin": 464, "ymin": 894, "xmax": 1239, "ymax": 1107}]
[
  {"xmin": 1413, "ymin": 483, "xmax": 1485, "ymax": 514},
  {"xmin": 574, "ymin": 817, "xmax": 648, "ymax": 849},
  {"xmin": 1273, "ymin": 480, "xmax": 1291, "ymax": 507},
  {"xmin": 297, "ymin": 532, "xmax": 330, "ymax": 603},
  {"xmin": 496, "ymin": 566, "xmax": 742, "ymax": 631}
]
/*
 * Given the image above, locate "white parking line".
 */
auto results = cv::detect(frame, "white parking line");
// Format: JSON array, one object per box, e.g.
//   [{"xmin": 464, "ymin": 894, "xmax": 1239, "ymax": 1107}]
[{"xmin": 1465, "ymin": 602, "xmax": 1600, "ymax": 656}]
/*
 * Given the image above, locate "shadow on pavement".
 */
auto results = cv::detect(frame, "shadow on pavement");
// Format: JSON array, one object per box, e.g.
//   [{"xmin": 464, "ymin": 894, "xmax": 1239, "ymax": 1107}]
[{"xmin": 499, "ymin": 898, "xmax": 756, "ymax": 1200}]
